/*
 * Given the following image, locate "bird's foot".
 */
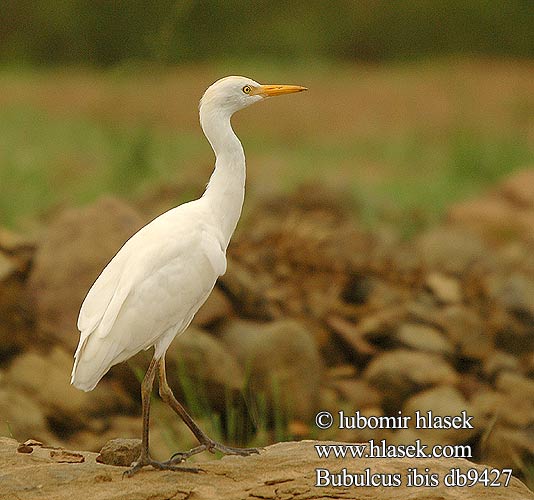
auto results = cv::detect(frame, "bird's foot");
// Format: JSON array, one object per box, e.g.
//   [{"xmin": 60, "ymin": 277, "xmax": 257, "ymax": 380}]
[
  {"xmin": 166, "ymin": 439, "xmax": 261, "ymax": 465},
  {"xmin": 123, "ymin": 453, "xmax": 201, "ymax": 478},
  {"xmin": 206, "ymin": 439, "xmax": 261, "ymax": 457}
]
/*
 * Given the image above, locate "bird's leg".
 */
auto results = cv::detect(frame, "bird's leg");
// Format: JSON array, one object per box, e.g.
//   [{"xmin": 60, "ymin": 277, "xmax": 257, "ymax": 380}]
[
  {"xmin": 157, "ymin": 357, "xmax": 260, "ymax": 465},
  {"xmin": 124, "ymin": 357, "xmax": 199, "ymax": 477}
]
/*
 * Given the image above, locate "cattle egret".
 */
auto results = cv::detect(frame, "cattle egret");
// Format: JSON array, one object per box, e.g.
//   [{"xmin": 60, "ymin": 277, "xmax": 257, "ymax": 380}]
[{"xmin": 71, "ymin": 76, "xmax": 307, "ymax": 476}]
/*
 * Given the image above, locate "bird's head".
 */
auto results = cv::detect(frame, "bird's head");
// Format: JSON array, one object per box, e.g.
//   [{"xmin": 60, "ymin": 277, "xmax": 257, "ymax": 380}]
[{"xmin": 200, "ymin": 76, "xmax": 307, "ymax": 117}]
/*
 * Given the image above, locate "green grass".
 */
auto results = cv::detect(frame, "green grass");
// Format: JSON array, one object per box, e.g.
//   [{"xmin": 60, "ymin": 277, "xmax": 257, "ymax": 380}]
[
  {"xmin": 0, "ymin": 63, "xmax": 532, "ymax": 233},
  {"xmin": 1, "ymin": 103, "xmax": 531, "ymax": 232},
  {"xmin": 0, "ymin": 104, "xmax": 208, "ymax": 228}
]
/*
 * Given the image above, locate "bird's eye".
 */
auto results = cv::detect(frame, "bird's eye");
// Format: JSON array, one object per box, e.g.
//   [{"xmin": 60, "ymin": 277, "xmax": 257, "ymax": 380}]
[{"xmin": 242, "ymin": 85, "xmax": 252, "ymax": 94}]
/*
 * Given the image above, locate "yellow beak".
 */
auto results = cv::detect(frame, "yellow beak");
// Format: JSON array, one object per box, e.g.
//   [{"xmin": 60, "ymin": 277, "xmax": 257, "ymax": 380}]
[{"xmin": 254, "ymin": 84, "xmax": 308, "ymax": 97}]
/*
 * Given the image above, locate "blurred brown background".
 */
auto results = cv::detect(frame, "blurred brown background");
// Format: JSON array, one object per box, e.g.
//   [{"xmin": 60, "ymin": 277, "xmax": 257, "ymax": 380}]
[{"xmin": 0, "ymin": 0, "xmax": 533, "ymax": 489}]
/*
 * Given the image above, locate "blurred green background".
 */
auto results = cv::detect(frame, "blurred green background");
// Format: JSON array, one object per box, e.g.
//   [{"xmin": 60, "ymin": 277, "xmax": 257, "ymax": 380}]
[{"xmin": 0, "ymin": 0, "xmax": 533, "ymax": 230}]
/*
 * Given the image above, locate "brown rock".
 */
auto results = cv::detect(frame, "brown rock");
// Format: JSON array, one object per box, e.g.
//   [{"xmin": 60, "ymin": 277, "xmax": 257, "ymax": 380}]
[
  {"xmin": 396, "ymin": 323, "xmax": 453, "ymax": 355},
  {"xmin": 0, "ymin": 252, "xmax": 15, "ymax": 281},
  {"xmin": 0, "ymin": 226, "xmax": 36, "ymax": 253},
  {"xmin": 329, "ymin": 307, "xmax": 407, "ymax": 356},
  {"xmin": 49, "ymin": 449, "xmax": 85, "ymax": 463},
  {"xmin": 330, "ymin": 378, "xmax": 382, "ymax": 409},
  {"xmin": 27, "ymin": 197, "xmax": 145, "ymax": 351},
  {"xmin": 364, "ymin": 350, "xmax": 458, "ymax": 406},
  {"xmin": 192, "ymin": 287, "xmax": 233, "ymax": 327},
  {"xmin": 448, "ymin": 197, "xmax": 529, "ymax": 241},
  {"xmin": 425, "ymin": 272, "xmax": 462, "ymax": 304},
  {"xmin": 483, "ymin": 425, "xmax": 534, "ymax": 471},
  {"xmin": 165, "ymin": 326, "xmax": 245, "ymax": 411},
  {"xmin": 326, "ymin": 364, "xmax": 357, "ymax": 379},
  {"xmin": 16, "ymin": 444, "xmax": 33, "ymax": 454},
  {"xmin": 96, "ymin": 438, "xmax": 141, "ymax": 466},
  {"xmin": 493, "ymin": 273, "xmax": 534, "ymax": 326},
  {"xmin": 66, "ymin": 415, "xmax": 141, "ymax": 453},
  {"xmin": 483, "ymin": 351, "xmax": 520, "ymax": 379},
  {"xmin": 0, "ymin": 437, "xmax": 532, "ymax": 499},
  {"xmin": 471, "ymin": 389, "xmax": 534, "ymax": 428},
  {"xmin": 416, "ymin": 228, "xmax": 488, "ymax": 276},
  {"xmin": 496, "ymin": 371, "xmax": 534, "ymax": 403},
  {"xmin": 441, "ymin": 305, "xmax": 492, "ymax": 360},
  {"xmin": 220, "ymin": 319, "xmax": 323, "ymax": 420},
  {"xmin": 500, "ymin": 169, "xmax": 534, "ymax": 209},
  {"xmin": 0, "ymin": 248, "xmax": 33, "ymax": 358},
  {"xmin": 403, "ymin": 386, "xmax": 478, "ymax": 444},
  {"xmin": 0, "ymin": 388, "xmax": 56, "ymax": 444},
  {"xmin": 4, "ymin": 347, "xmax": 133, "ymax": 430}
]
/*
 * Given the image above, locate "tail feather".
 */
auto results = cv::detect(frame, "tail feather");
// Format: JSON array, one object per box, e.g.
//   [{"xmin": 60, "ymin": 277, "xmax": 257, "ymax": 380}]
[{"xmin": 71, "ymin": 330, "xmax": 123, "ymax": 391}]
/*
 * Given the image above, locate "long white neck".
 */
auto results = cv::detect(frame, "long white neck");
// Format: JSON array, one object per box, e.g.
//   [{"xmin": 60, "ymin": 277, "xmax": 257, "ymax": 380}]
[{"xmin": 200, "ymin": 104, "xmax": 246, "ymax": 250}]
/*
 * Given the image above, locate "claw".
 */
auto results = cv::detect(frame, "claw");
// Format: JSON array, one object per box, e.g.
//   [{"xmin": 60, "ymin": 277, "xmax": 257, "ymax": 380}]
[
  {"xmin": 123, "ymin": 454, "xmax": 201, "ymax": 478},
  {"xmin": 165, "ymin": 440, "xmax": 261, "ymax": 467}
]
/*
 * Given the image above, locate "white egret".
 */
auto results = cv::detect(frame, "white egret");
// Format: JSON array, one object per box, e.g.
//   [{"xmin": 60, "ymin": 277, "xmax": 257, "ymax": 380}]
[{"xmin": 71, "ymin": 76, "xmax": 307, "ymax": 476}]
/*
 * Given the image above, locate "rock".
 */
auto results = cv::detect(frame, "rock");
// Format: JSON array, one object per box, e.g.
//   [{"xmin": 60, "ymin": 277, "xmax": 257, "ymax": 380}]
[
  {"xmin": 440, "ymin": 305, "xmax": 492, "ymax": 360},
  {"xmin": 165, "ymin": 326, "xmax": 245, "ymax": 411},
  {"xmin": 66, "ymin": 415, "xmax": 141, "ymax": 454},
  {"xmin": 403, "ymin": 386, "xmax": 478, "ymax": 444},
  {"xmin": 329, "ymin": 307, "xmax": 407, "ymax": 356},
  {"xmin": 0, "ymin": 252, "xmax": 15, "ymax": 281},
  {"xmin": 327, "ymin": 364, "xmax": 357, "ymax": 379},
  {"xmin": 219, "ymin": 259, "xmax": 274, "ymax": 320},
  {"xmin": 16, "ymin": 444, "xmax": 34, "ymax": 454},
  {"xmin": 192, "ymin": 286, "xmax": 233, "ymax": 327},
  {"xmin": 364, "ymin": 350, "xmax": 457, "ymax": 408},
  {"xmin": 492, "ymin": 273, "xmax": 534, "ymax": 326},
  {"xmin": 483, "ymin": 351, "xmax": 520, "ymax": 379},
  {"xmin": 416, "ymin": 228, "xmax": 488, "ymax": 276},
  {"xmin": 483, "ymin": 425, "xmax": 534, "ymax": 471},
  {"xmin": 496, "ymin": 371, "xmax": 534, "ymax": 403},
  {"xmin": 396, "ymin": 323, "xmax": 453, "ymax": 355},
  {"xmin": 448, "ymin": 197, "xmax": 529, "ymax": 242},
  {"xmin": 0, "ymin": 226, "xmax": 36, "ymax": 253},
  {"xmin": 0, "ymin": 264, "xmax": 33, "ymax": 359},
  {"xmin": 27, "ymin": 197, "xmax": 145, "ymax": 351},
  {"xmin": 0, "ymin": 389, "xmax": 56, "ymax": 444},
  {"xmin": 0, "ymin": 437, "xmax": 532, "ymax": 499},
  {"xmin": 96, "ymin": 438, "xmax": 141, "ymax": 466},
  {"xmin": 220, "ymin": 319, "xmax": 322, "ymax": 420},
  {"xmin": 329, "ymin": 378, "xmax": 383, "ymax": 409},
  {"xmin": 4, "ymin": 347, "xmax": 133, "ymax": 432},
  {"xmin": 425, "ymin": 272, "xmax": 462, "ymax": 304},
  {"xmin": 500, "ymin": 169, "xmax": 534, "ymax": 209},
  {"xmin": 49, "ymin": 449, "xmax": 85, "ymax": 463},
  {"xmin": 523, "ymin": 351, "xmax": 534, "ymax": 376},
  {"xmin": 0, "ymin": 234, "xmax": 34, "ymax": 359},
  {"xmin": 471, "ymin": 389, "xmax": 534, "ymax": 428}
]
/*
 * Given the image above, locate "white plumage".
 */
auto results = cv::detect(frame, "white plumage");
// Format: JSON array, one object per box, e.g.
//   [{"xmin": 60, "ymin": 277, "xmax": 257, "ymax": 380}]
[
  {"xmin": 72, "ymin": 202, "xmax": 225, "ymax": 390},
  {"xmin": 70, "ymin": 76, "xmax": 306, "ymax": 475}
]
